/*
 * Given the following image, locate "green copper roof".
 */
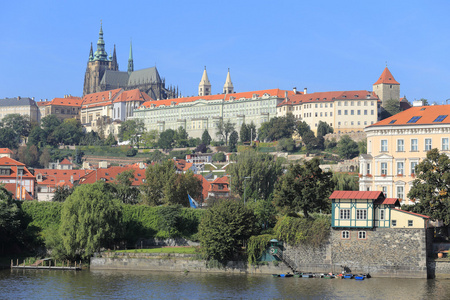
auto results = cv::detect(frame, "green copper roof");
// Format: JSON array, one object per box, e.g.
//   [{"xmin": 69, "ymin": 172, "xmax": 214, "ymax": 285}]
[{"xmin": 93, "ymin": 22, "xmax": 109, "ymax": 62}]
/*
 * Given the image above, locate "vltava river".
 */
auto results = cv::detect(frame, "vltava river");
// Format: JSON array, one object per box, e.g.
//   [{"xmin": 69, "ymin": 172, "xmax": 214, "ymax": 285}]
[{"xmin": 1, "ymin": 269, "xmax": 450, "ymax": 299}]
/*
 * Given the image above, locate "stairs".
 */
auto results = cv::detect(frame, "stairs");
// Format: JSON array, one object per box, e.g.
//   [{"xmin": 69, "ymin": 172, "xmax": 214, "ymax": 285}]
[{"xmin": 271, "ymin": 246, "xmax": 297, "ymax": 272}]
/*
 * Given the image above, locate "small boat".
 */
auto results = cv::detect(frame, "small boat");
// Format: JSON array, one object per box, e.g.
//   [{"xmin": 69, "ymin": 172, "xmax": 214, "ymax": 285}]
[
  {"xmin": 343, "ymin": 274, "xmax": 354, "ymax": 279},
  {"xmin": 272, "ymin": 274, "xmax": 280, "ymax": 277},
  {"xmin": 323, "ymin": 274, "xmax": 335, "ymax": 279},
  {"xmin": 293, "ymin": 273, "xmax": 301, "ymax": 278},
  {"xmin": 280, "ymin": 273, "xmax": 293, "ymax": 277},
  {"xmin": 302, "ymin": 273, "xmax": 313, "ymax": 278},
  {"xmin": 355, "ymin": 275, "xmax": 365, "ymax": 280}
]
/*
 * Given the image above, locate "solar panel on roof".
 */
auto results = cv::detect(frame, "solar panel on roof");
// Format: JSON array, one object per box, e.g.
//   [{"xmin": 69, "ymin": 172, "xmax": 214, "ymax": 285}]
[
  {"xmin": 433, "ymin": 115, "xmax": 448, "ymax": 122},
  {"xmin": 407, "ymin": 116, "xmax": 422, "ymax": 123},
  {"xmin": 389, "ymin": 120, "xmax": 397, "ymax": 124}
]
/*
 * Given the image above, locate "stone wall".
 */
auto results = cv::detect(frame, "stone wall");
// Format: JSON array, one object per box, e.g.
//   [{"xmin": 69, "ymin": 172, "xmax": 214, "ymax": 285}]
[
  {"xmin": 428, "ymin": 261, "xmax": 450, "ymax": 278},
  {"xmin": 282, "ymin": 227, "xmax": 429, "ymax": 278},
  {"xmin": 90, "ymin": 252, "xmax": 291, "ymax": 275}
]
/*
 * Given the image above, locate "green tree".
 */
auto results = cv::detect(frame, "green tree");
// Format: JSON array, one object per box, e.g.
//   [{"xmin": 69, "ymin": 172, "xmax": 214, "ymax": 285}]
[
  {"xmin": 199, "ymin": 200, "xmax": 259, "ymax": 262},
  {"xmin": 39, "ymin": 147, "xmax": 52, "ymax": 168},
  {"xmin": 274, "ymin": 158, "xmax": 334, "ymax": 218},
  {"xmin": 407, "ymin": 149, "xmax": 450, "ymax": 225},
  {"xmin": 358, "ymin": 139, "xmax": 367, "ymax": 155},
  {"xmin": 158, "ymin": 129, "xmax": 176, "ymax": 150},
  {"xmin": 332, "ymin": 172, "xmax": 359, "ymax": 191},
  {"xmin": 201, "ymin": 129, "xmax": 212, "ymax": 146},
  {"xmin": 53, "ymin": 186, "xmax": 75, "ymax": 202},
  {"xmin": 316, "ymin": 121, "xmax": 334, "ymax": 137},
  {"xmin": 227, "ymin": 150, "xmax": 283, "ymax": 201},
  {"xmin": 240, "ymin": 123, "xmax": 250, "ymax": 143},
  {"xmin": 0, "ymin": 186, "xmax": 23, "ymax": 254},
  {"xmin": 381, "ymin": 98, "xmax": 402, "ymax": 120},
  {"xmin": 223, "ymin": 119, "xmax": 235, "ymax": 145},
  {"xmin": 164, "ymin": 171, "xmax": 203, "ymax": 206},
  {"xmin": 28, "ymin": 126, "xmax": 46, "ymax": 147},
  {"xmin": 17, "ymin": 144, "xmax": 40, "ymax": 167},
  {"xmin": 276, "ymin": 138, "xmax": 296, "ymax": 152},
  {"xmin": 146, "ymin": 150, "xmax": 167, "ymax": 163},
  {"xmin": 0, "ymin": 127, "xmax": 20, "ymax": 149},
  {"xmin": 337, "ymin": 135, "xmax": 359, "ymax": 159},
  {"xmin": 141, "ymin": 160, "xmax": 177, "ymax": 206},
  {"xmin": 104, "ymin": 133, "xmax": 117, "ymax": 146},
  {"xmin": 212, "ymin": 152, "xmax": 226, "ymax": 162},
  {"xmin": 1, "ymin": 113, "xmax": 31, "ymax": 137},
  {"xmin": 59, "ymin": 182, "xmax": 122, "ymax": 260},
  {"xmin": 302, "ymin": 131, "xmax": 324, "ymax": 152},
  {"xmin": 258, "ymin": 114, "xmax": 296, "ymax": 142},
  {"xmin": 41, "ymin": 115, "xmax": 62, "ymax": 146},
  {"xmin": 296, "ymin": 121, "xmax": 312, "ymax": 138},
  {"xmin": 228, "ymin": 130, "xmax": 239, "ymax": 152},
  {"xmin": 54, "ymin": 119, "xmax": 84, "ymax": 145},
  {"xmin": 110, "ymin": 169, "xmax": 140, "ymax": 204},
  {"xmin": 118, "ymin": 119, "xmax": 145, "ymax": 145}
]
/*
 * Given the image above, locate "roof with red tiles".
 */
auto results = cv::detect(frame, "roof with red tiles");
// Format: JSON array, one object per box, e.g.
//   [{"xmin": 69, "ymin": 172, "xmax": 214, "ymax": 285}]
[
  {"xmin": 78, "ymin": 165, "xmax": 147, "ymax": 186},
  {"xmin": 59, "ymin": 158, "xmax": 72, "ymax": 165},
  {"xmin": 112, "ymin": 89, "xmax": 153, "ymax": 103},
  {"xmin": 373, "ymin": 67, "xmax": 400, "ymax": 85},
  {"xmin": 368, "ymin": 105, "xmax": 450, "ymax": 127},
  {"xmin": 277, "ymin": 90, "xmax": 379, "ymax": 107},
  {"xmin": 34, "ymin": 169, "xmax": 93, "ymax": 188},
  {"xmin": 194, "ymin": 174, "xmax": 210, "ymax": 201},
  {"xmin": 81, "ymin": 88, "xmax": 122, "ymax": 107},
  {"xmin": 140, "ymin": 89, "xmax": 296, "ymax": 109},
  {"xmin": 36, "ymin": 101, "xmax": 51, "ymax": 107},
  {"xmin": 51, "ymin": 96, "xmax": 82, "ymax": 107},
  {"xmin": 394, "ymin": 208, "xmax": 430, "ymax": 219},
  {"xmin": 3, "ymin": 183, "xmax": 33, "ymax": 200},
  {"xmin": 0, "ymin": 157, "xmax": 35, "ymax": 179},
  {"xmin": 211, "ymin": 176, "xmax": 229, "ymax": 185},
  {"xmin": 374, "ymin": 198, "xmax": 400, "ymax": 206},
  {"xmin": 0, "ymin": 148, "xmax": 13, "ymax": 154},
  {"xmin": 329, "ymin": 190, "xmax": 384, "ymax": 200}
]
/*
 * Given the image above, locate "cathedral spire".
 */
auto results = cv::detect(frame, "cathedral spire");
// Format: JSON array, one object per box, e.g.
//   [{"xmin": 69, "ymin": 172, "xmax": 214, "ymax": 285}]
[
  {"xmin": 111, "ymin": 44, "xmax": 118, "ymax": 70},
  {"xmin": 89, "ymin": 42, "xmax": 94, "ymax": 61},
  {"xmin": 94, "ymin": 21, "xmax": 108, "ymax": 61},
  {"xmin": 223, "ymin": 68, "xmax": 234, "ymax": 94},
  {"xmin": 198, "ymin": 66, "xmax": 211, "ymax": 96},
  {"xmin": 128, "ymin": 39, "xmax": 134, "ymax": 75}
]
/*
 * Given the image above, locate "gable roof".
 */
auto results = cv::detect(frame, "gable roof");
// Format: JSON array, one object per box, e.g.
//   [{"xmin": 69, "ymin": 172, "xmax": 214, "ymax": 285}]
[
  {"xmin": 40, "ymin": 96, "xmax": 83, "ymax": 107},
  {"xmin": 0, "ymin": 97, "xmax": 37, "ymax": 107},
  {"xmin": 35, "ymin": 169, "xmax": 93, "ymax": 188},
  {"xmin": 368, "ymin": 105, "xmax": 450, "ymax": 128},
  {"xmin": 329, "ymin": 190, "xmax": 384, "ymax": 200},
  {"xmin": 78, "ymin": 165, "xmax": 147, "ymax": 186},
  {"xmin": 59, "ymin": 158, "xmax": 72, "ymax": 165},
  {"xmin": 194, "ymin": 174, "xmax": 209, "ymax": 201},
  {"xmin": 140, "ymin": 89, "xmax": 295, "ymax": 109},
  {"xmin": 373, "ymin": 67, "xmax": 400, "ymax": 85},
  {"xmin": 0, "ymin": 148, "xmax": 13, "ymax": 154},
  {"xmin": 0, "ymin": 157, "xmax": 35, "ymax": 179},
  {"xmin": 81, "ymin": 88, "xmax": 122, "ymax": 107},
  {"xmin": 112, "ymin": 89, "xmax": 153, "ymax": 103},
  {"xmin": 100, "ymin": 70, "xmax": 129, "ymax": 87},
  {"xmin": 374, "ymin": 198, "xmax": 400, "ymax": 206},
  {"xmin": 393, "ymin": 208, "xmax": 430, "ymax": 219},
  {"xmin": 128, "ymin": 67, "xmax": 161, "ymax": 85}
]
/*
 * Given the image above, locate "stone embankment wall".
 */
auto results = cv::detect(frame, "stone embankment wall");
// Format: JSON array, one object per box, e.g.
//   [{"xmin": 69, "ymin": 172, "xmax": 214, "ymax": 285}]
[
  {"xmin": 284, "ymin": 228, "xmax": 430, "ymax": 278},
  {"xmin": 428, "ymin": 261, "xmax": 450, "ymax": 278},
  {"xmin": 90, "ymin": 252, "xmax": 290, "ymax": 275}
]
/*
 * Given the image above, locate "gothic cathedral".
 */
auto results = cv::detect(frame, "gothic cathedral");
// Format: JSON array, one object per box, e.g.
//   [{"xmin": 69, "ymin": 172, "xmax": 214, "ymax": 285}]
[{"xmin": 83, "ymin": 23, "xmax": 178, "ymax": 100}]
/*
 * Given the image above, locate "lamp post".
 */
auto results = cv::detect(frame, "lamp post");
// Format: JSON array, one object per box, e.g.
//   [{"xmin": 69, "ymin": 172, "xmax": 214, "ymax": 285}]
[{"xmin": 243, "ymin": 176, "xmax": 252, "ymax": 205}]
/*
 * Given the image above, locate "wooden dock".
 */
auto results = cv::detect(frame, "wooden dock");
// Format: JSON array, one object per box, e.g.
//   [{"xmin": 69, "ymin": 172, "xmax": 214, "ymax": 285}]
[
  {"xmin": 11, "ymin": 265, "xmax": 82, "ymax": 271},
  {"xmin": 10, "ymin": 258, "xmax": 82, "ymax": 271}
]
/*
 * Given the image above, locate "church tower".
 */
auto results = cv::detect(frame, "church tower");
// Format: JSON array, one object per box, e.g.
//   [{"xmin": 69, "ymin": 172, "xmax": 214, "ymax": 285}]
[
  {"xmin": 127, "ymin": 40, "xmax": 134, "ymax": 75},
  {"xmin": 83, "ymin": 22, "xmax": 118, "ymax": 96},
  {"xmin": 198, "ymin": 67, "xmax": 211, "ymax": 96},
  {"xmin": 223, "ymin": 68, "xmax": 234, "ymax": 94},
  {"xmin": 373, "ymin": 67, "xmax": 400, "ymax": 107}
]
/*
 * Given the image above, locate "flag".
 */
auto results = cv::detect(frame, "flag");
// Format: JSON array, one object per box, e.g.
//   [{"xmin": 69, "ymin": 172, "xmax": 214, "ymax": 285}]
[{"xmin": 188, "ymin": 194, "xmax": 199, "ymax": 209}]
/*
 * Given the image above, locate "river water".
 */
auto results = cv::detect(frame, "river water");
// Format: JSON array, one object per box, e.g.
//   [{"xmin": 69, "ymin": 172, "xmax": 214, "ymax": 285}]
[{"xmin": 1, "ymin": 269, "xmax": 450, "ymax": 299}]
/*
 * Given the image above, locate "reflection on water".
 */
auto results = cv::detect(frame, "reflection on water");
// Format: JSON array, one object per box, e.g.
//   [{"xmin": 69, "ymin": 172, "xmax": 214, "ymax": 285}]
[{"xmin": 1, "ymin": 269, "xmax": 450, "ymax": 299}]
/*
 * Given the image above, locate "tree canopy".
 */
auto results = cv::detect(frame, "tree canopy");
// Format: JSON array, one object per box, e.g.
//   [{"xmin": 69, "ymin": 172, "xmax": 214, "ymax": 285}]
[
  {"xmin": 408, "ymin": 149, "xmax": 450, "ymax": 225},
  {"xmin": 316, "ymin": 121, "xmax": 334, "ymax": 137},
  {"xmin": 258, "ymin": 114, "xmax": 296, "ymax": 142},
  {"xmin": 0, "ymin": 186, "xmax": 23, "ymax": 254},
  {"xmin": 201, "ymin": 129, "xmax": 212, "ymax": 146},
  {"xmin": 274, "ymin": 158, "xmax": 334, "ymax": 218},
  {"xmin": 118, "ymin": 119, "xmax": 145, "ymax": 145},
  {"xmin": 337, "ymin": 135, "xmax": 359, "ymax": 159},
  {"xmin": 199, "ymin": 200, "xmax": 259, "ymax": 262}
]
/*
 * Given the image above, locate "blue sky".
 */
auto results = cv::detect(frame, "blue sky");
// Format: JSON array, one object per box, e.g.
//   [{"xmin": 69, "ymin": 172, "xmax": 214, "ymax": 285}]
[{"xmin": 2, "ymin": 1, "xmax": 450, "ymax": 104}]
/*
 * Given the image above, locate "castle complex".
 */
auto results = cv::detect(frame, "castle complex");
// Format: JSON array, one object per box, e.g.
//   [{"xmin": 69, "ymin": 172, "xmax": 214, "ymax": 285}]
[{"xmin": 82, "ymin": 23, "xmax": 178, "ymax": 100}]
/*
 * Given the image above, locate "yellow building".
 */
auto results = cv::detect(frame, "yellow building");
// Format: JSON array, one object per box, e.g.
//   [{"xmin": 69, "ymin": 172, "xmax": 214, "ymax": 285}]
[
  {"xmin": 360, "ymin": 104, "xmax": 450, "ymax": 204},
  {"xmin": 37, "ymin": 95, "xmax": 82, "ymax": 121},
  {"xmin": 277, "ymin": 90, "xmax": 380, "ymax": 134}
]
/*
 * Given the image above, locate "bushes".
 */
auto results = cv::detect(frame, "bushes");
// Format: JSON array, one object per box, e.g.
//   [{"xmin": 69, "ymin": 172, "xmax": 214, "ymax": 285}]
[{"xmin": 247, "ymin": 234, "xmax": 276, "ymax": 264}]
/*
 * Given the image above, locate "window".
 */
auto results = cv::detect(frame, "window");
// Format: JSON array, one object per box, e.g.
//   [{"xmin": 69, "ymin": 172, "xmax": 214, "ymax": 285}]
[
  {"xmin": 380, "ymin": 209, "xmax": 385, "ymax": 220},
  {"xmin": 356, "ymin": 209, "xmax": 367, "ymax": 220},
  {"xmin": 382, "ymin": 186, "xmax": 387, "ymax": 197},
  {"xmin": 357, "ymin": 110, "xmax": 361, "ymax": 115},
  {"xmin": 411, "ymin": 162, "xmax": 418, "ymax": 175},
  {"xmin": 392, "ymin": 220, "xmax": 397, "ymax": 226},
  {"xmin": 341, "ymin": 231, "xmax": 350, "ymax": 239},
  {"xmin": 397, "ymin": 162, "xmax": 404, "ymax": 175},
  {"xmin": 344, "ymin": 110, "xmax": 348, "ymax": 115},
  {"xmin": 411, "ymin": 139, "xmax": 418, "ymax": 151},
  {"xmin": 433, "ymin": 115, "xmax": 447, "ymax": 122},
  {"xmin": 340, "ymin": 209, "xmax": 350, "ymax": 219},
  {"xmin": 381, "ymin": 140, "xmax": 388, "ymax": 152},
  {"xmin": 443, "ymin": 138, "xmax": 449, "ymax": 151},
  {"xmin": 407, "ymin": 116, "xmax": 422, "ymax": 123},
  {"xmin": 397, "ymin": 186, "xmax": 404, "ymax": 200},
  {"xmin": 397, "ymin": 139, "xmax": 404, "ymax": 152},
  {"xmin": 381, "ymin": 162, "xmax": 387, "ymax": 175},
  {"xmin": 371, "ymin": 110, "xmax": 374, "ymax": 115},
  {"xmin": 408, "ymin": 220, "xmax": 413, "ymax": 227},
  {"xmin": 358, "ymin": 231, "xmax": 366, "ymax": 239},
  {"xmin": 338, "ymin": 110, "xmax": 341, "ymax": 115},
  {"xmin": 425, "ymin": 138, "xmax": 432, "ymax": 151},
  {"xmin": 364, "ymin": 110, "xmax": 368, "ymax": 115},
  {"xmin": 389, "ymin": 119, "xmax": 397, "ymax": 124},
  {"xmin": 351, "ymin": 110, "xmax": 354, "ymax": 115}
]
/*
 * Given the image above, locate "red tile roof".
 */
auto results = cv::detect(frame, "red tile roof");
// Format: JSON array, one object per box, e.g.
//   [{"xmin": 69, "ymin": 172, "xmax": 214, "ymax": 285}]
[
  {"xmin": 369, "ymin": 105, "xmax": 450, "ymax": 127},
  {"xmin": 277, "ymin": 90, "xmax": 379, "ymax": 107},
  {"xmin": 373, "ymin": 67, "xmax": 400, "ymax": 85},
  {"xmin": 50, "ymin": 96, "xmax": 82, "ymax": 107},
  {"xmin": 78, "ymin": 165, "xmax": 147, "ymax": 186},
  {"xmin": 59, "ymin": 158, "xmax": 72, "ymax": 165},
  {"xmin": 0, "ymin": 157, "xmax": 35, "ymax": 179},
  {"xmin": 112, "ymin": 89, "xmax": 153, "ymax": 103},
  {"xmin": 0, "ymin": 148, "xmax": 13, "ymax": 154},
  {"xmin": 35, "ymin": 169, "xmax": 93, "ymax": 188},
  {"xmin": 329, "ymin": 190, "xmax": 384, "ymax": 200},
  {"xmin": 3, "ymin": 183, "xmax": 33, "ymax": 200},
  {"xmin": 82, "ymin": 88, "xmax": 122, "ymax": 107},
  {"xmin": 374, "ymin": 198, "xmax": 400, "ymax": 206},
  {"xmin": 394, "ymin": 208, "xmax": 430, "ymax": 219},
  {"xmin": 140, "ymin": 89, "xmax": 295, "ymax": 109},
  {"xmin": 194, "ymin": 174, "xmax": 209, "ymax": 201}
]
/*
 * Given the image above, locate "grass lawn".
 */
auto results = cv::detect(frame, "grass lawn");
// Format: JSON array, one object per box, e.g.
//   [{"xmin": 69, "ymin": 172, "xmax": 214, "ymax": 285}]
[{"xmin": 115, "ymin": 247, "xmax": 197, "ymax": 254}]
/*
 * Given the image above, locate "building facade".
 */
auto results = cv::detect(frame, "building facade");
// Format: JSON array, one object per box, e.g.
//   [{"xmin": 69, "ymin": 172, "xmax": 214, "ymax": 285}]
[
  {"xmin": 132, "ymin": 89, "xmax": 296, "ymax": 139},
  {"xmin": 0, "ymin": 97, "xmax": 40, "ymax": 124},
  {"xmin": 0, "ymin": 157, "xmax": 36, "ymax": 200},
  {"xmin": 359, "ymin": 104, "xmax": 450, "ymax": 204},
  {"xmin": 83, "ymin": 23, "xmax": 177, "ymax": 100},
  {"xmin": 37, "ymin": 95, "xmax": 82, "ymax": 121}
]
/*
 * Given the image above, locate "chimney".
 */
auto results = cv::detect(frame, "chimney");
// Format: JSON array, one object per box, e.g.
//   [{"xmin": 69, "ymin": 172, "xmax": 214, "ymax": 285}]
[
  {"xmin": 304, "ymin": 88, "xmax": 307, "ymax": 94},
  {"xmin": 70, "ymin": 175, "xmax": 74, "ymax": 184},
  {"xmin": 109, "ymin": 91, "xmax": 112, "ymax": 99},
  {"xmin": 284, "ymin": 91, "xmax": 288, "ymax": 98},
  {"xmin": 293, "ymin": 87, "xmax": 297, "ymax": 94}
]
